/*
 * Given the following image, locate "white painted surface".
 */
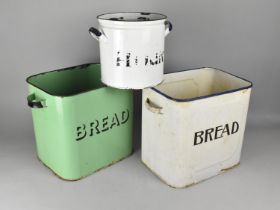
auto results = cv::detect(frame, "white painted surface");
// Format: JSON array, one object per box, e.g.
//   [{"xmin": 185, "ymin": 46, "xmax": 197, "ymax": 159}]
[
  {"xmin": 89, "ymin": 12, "xmax": 172, "ymax": 89},
  {"xmin": 142, "ymin": 68, "xmax": 252, "ymax": 188}
]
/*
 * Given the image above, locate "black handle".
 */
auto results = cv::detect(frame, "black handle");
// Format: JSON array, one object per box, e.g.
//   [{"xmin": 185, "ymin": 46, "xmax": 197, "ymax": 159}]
[
  {"xmin": 89, "ymin": 27, "xmax": 102, "ymax": 37},
  {"xmin": 165, "ymin": 20, "xmax": 173, "ymax": 32},
  {"xmin": 27, "ymin": 94, "xmax": 44, "ymax": 108}
]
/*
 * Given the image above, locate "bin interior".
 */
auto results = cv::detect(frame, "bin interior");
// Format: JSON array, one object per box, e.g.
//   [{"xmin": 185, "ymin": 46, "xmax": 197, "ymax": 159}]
[
  {"xmin": 27, "ymin": 64, "xmax": 104, "ymax": 96},
  {"xmin": 155, "ymin": 68, "xmax": 252, "ymax": 100}
]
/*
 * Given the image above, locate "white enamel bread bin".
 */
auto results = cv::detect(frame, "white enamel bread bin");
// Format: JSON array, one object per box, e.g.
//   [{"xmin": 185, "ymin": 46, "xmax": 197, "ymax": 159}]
[
  {"xmin": 142, "ymin": 68, "xmax": 252, "ymax": 188},
  {"xmin": 89, "ymin": 12, "xmax": 172, "ymax": 89}
]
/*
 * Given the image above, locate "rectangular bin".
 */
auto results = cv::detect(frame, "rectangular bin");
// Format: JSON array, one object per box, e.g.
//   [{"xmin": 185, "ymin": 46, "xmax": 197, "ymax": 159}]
[
  {"xmin": 142, "ymin": 68, "xmax": 252, "ymax": 188},
  {"xmin": 26, "ymin": 64, "xmax": 133, "ymax": 180}
]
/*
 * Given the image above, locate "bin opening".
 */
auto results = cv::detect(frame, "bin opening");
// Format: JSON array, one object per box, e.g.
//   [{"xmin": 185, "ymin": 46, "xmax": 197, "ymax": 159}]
[
  {"xmin": 97, "ymin": 12, "xmax": 166, "ymax": 22},
  {"xmin": 26, "ymin": 64, "xmax": 105, "ymax": 96},
  {"xmin": 154, "ymin": 68, "xmax": 252, "ymax": 101}
]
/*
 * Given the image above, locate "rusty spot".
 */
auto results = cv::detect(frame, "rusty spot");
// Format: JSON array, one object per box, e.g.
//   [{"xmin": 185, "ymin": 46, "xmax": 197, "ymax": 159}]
[
  {"xmin": 37, "ymin": 150, "xmax": 134, "ymax": 181},
  {"xmin": 142, "ymin": 160, "xmax": 199, "ymax": 189},
  {"xmin": 242, "ymin": 89, "xmax": 248, "ymax": 94},
  {"xmin": 142, "ymin": 161, "xmax": 241, "ymax": 188},
  {"xmin": 142, "ymin": 160, "xmax": 185, "ymax": 188},
  {"xmin": 221, "ymin": 162, "xmax": 240, "ymax": 172}
]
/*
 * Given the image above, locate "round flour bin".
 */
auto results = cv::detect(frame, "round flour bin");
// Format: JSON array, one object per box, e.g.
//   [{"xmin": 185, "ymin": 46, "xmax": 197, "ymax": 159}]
[{"xmin": 89, "ymin": 12, "xmax": 172, "ymax": 89}]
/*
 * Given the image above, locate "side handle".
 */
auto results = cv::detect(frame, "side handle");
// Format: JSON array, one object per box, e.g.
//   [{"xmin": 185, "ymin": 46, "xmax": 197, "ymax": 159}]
[
  {"xmin": 27, "ymin": 94, "xmax": 45, "ymax": 108},
  {"xmin": 145, "ymin": 98, "xmax": 163, "ymax": 114},
  {"xmin": 164, "ymin": 20, "xmax": 173, "ymax": 37},
  {"xmin": 89, "ymin": 27, "xmax": 106, "ymax": 41}
]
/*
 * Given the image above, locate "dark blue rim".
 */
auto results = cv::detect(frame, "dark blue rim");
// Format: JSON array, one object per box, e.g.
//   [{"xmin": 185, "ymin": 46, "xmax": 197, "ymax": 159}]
[{"xmin": 151, "ymin": 67, "xmax": 253, "ymax": 102}]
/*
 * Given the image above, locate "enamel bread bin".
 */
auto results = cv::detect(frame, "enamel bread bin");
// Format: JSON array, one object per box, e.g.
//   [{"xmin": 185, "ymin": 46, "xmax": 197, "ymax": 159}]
[
  {"xmin": 27, "ymin": 64, "xmax": 133, "ymax": 180},
  {"xmin": 89, "ymin": 12, "xmax": 172, "ymax": 89},
  {"xmin": 142, "ymin": 68, "xmax": 252, "ymax": 188}
]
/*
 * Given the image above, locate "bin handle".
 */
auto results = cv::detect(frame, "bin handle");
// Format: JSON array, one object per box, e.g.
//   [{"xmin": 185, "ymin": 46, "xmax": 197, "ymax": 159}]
[
  {"xmin": 164, "ymin": 20, "xmax": 173, "ymax": 37},
  {"xmin": 89, "ymin": 27, "xmax": 107, "ymax": 42},
  {"xmin": 27, "ymin": 94, "xmax": 45, "ymax": 108},
  {"xmin": 145, "ymin": 98, "xmax": 163, "ymax": 114}
]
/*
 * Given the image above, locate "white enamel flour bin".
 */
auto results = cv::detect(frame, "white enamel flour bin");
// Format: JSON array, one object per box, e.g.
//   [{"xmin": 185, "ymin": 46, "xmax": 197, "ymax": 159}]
[
  {"xmin": 89, "ymin": 12, "xmax": 172, "ymax": 89},
  {"xmin": 142, "ymin": 68, "xmax": 252, "ymax": 188}
]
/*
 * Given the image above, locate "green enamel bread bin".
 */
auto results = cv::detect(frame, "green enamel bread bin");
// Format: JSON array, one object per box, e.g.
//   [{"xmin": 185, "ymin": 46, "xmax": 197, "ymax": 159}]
[{"xmin": 26, "ymin": 63, "xmax": 133, "ymax": 180}]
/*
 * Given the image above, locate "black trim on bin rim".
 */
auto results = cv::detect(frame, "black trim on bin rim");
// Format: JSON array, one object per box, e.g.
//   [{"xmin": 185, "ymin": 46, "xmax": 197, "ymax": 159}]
[
  {"xmin": 151, "ymin": 67, "xmax": 253, "ymax": 102},
  {"xmin": 25, "ymin": 63, "xmax": 108, "ymax": 97},
  {"xmin": 97, "ymin": 12, "xmax": 167, "ymax": 22}
]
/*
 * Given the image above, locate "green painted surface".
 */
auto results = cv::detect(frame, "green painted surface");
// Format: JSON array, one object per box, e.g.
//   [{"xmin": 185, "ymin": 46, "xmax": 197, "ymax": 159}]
[{"xmin": 27, "ymin": 64, "xmax": 133, "ymax": 180}]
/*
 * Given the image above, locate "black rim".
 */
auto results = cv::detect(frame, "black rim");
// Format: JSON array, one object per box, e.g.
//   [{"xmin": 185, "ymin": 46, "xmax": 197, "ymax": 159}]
[
  {"xmin": 25, "ymin": 63, "xmax": 107, "ymax": 97},
  {"xmin": 97, "ymin": 12, "xmax": 167, "ymax": 22},
  {"xmin": 151, "ymin": 68, "xmax": 253, "ymax": 102},
  {"xmin": 28, "ymin": 100, "xmax": 43, "ymax": 108}
]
